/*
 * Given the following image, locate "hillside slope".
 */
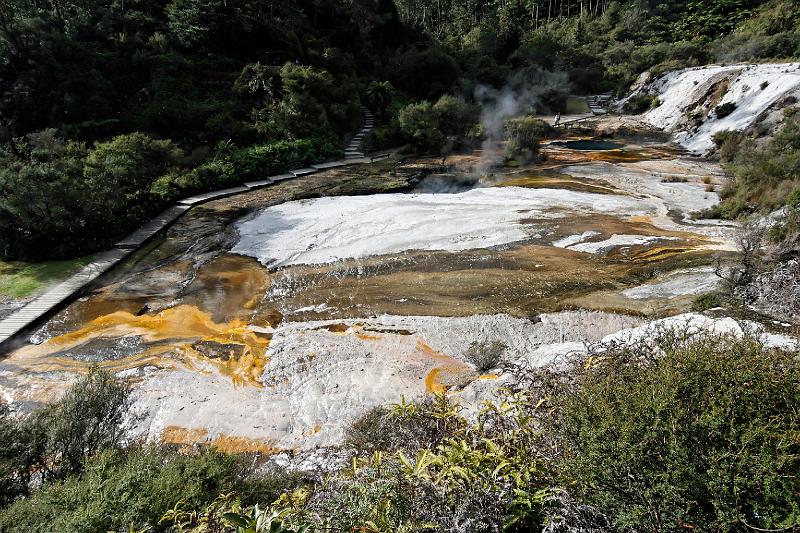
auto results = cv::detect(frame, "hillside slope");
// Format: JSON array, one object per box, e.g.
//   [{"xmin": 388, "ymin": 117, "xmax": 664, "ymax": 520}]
[{"xmin": 628, "ymin": 63, "xmax": 800, "ymax": 154}]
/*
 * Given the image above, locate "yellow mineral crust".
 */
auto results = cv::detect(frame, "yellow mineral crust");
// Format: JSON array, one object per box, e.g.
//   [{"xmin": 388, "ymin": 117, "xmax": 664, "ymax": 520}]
[{"xmin": 10, "ymin": 304, "xmax": 271, "ymax": 387}]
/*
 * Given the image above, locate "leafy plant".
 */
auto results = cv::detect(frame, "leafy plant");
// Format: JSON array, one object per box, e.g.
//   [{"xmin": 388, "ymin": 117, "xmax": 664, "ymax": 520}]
[
  {"xmin": 545, "ymin": 333, "xmax": 800, "ymax": 531},
  {"xmin": 624, "ymin": 93, "xmax": 660, "ymax": 114},
  {"xmin": 715, "ymin": 101, "xmax": 737, "ymax": 119},
  {"xmin": 464, "ymin": 340, "xmax": 508, "ymax": 371}
]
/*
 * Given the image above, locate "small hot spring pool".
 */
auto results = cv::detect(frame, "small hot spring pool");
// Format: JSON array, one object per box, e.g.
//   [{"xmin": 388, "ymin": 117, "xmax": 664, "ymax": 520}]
[{"xmin": 551, "ymin": 139, "xmax": 625, "ymax": 151}]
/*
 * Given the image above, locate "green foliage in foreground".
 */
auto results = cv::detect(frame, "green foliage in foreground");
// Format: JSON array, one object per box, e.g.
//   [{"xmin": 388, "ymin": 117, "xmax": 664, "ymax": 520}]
[
  {"xmin": 164, "ymin": 393, "xmax": 551, "ymax": 532},
  {"xmin": 0, "ymin": 449, "xmax": 240, "ymax": 533},
  {"xmin": 1, "ymin": 335, "xmax": 798, "ymax": 532},
  {"xmin": 548, "ymin": 333, "xmax": 800, "ymax": 531},
  {"xmin": 0, "ymin": 368, "xmax": 133, "ymax": 507}
]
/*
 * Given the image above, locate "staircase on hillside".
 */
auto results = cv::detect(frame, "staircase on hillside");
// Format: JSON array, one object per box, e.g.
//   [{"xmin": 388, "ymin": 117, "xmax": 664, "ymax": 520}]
[
  {"xmin": 345, "ymin": 106, "xmax": 374, "ymax": 161},
  {"xmin": 587, "ymin": 92, "xmax": 613, "ymax": 115}
]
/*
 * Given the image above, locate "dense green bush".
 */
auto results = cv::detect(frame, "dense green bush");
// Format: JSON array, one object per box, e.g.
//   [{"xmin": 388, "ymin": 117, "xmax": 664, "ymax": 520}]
[
  {"xmin": 252, "ymin": 63, "xmax": 360, "ymax": 142},
  {"xmin": 547, "ymin": 333, "xmax": 800, "ymax": 531},
  {"xmin": 155, "ymin": 137, "xmax": 338, "ymax": 198},
  {"xmin": 0, "ymin": 448, "xmax": 244, "ymax": 532},
  {"xmin": 311, "ymin": 393, "xmax": 549, "ymax": 531},
  {"xmin": 397, "ymin": 94, "xmax": 479, "ymax": 153},
  {"xmin": 624, "ymin": 93, "xmax": 660, "ymax": 114},
  {"xmin": 0, "ymin": 129, "xmax": 339, "ymax": 260},
  {"xmin": 0, "ymin": 131, "xmax": 183, "ymax": 259},
  {"xmin": 346, "ymin": 395, "xmax": 466, "ymax": 455},
  {"xmin": 0, "ymin": 368, "xmax": 133, "ymax": 506},
  {"xmin": 503, "ymin": 116, "xmax": 551, "ymax": 163},
  {"xmin": 712, "ymin": 110, "xmax": 800, "ymax": 217}
]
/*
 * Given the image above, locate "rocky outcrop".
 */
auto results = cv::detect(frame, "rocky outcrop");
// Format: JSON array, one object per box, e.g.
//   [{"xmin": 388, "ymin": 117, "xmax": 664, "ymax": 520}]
[{"xmin": 622, "ymin": 63, "xmax": 800, "ymax": 154}]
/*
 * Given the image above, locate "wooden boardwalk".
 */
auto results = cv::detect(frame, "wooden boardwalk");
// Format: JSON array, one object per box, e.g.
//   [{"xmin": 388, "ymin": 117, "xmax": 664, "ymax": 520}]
[
  {"xmin": 0, "ymin": 115, "xmax": 397, "ymax": 352},
  {"xmin": 0, "ymin": 248, "xmax": 132, "ymax": 349},
  {"xmin": 179, "ymin": 185, "xmax": 250, "ymax": 206},
  {"xmin": 116, "ymin": 205, "xmax": 191, "ymax": 249}
]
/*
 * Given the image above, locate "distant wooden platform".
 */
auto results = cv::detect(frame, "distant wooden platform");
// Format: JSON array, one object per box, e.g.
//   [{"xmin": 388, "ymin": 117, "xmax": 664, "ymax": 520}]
[
  {"xmin": 311, "ymin": 160, "xmax": 349, "ymax": 170},
  {"xmin": 290, "ymin": 168, "xmax": 318, "ymax": 177},
  {"xmin": 244, "ymin": 173, "xmax": 295, "ymax": 189}
]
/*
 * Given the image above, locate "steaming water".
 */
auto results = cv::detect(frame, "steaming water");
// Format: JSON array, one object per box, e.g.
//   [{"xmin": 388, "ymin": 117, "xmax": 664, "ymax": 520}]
[{"xmin": 412, "ymin": 173, "xmax": 482, "ymax": 193}]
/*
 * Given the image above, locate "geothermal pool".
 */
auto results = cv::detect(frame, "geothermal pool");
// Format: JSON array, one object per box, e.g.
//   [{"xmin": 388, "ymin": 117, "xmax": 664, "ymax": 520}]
[{"xmin": 0, "ymin": 140, "xmax": 744, "ymax": 452}]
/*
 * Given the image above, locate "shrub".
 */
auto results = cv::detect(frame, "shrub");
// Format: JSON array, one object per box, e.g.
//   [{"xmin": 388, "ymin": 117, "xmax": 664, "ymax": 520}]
[
  {"xmin": 397, "ymin": 95, "xmax": 479, "ymax": 153},
  {"xmin": 546, "ymin": 334, "xmax": 800, "ymax": 531},
  {"xmin": 0, "ymin": 131, "xmax": 183, "ymax": 260},
  {"xmin": 398, "ymin": 101, "xmax": 442, "ymax": 152},
  {"xmin": 691, "ymin": 291, "xmax": 723, "ymax": 311},
  {"xmin": 463, "ymin": 340, "xmax": 508, "ymax": 371},
  {"xmin": 35, "ymin": 368, "xmax": 134, "ymax": 481},
  {"xmin": 364, "ymin": 81, "xmax": 395, "ymax": 118},
  {"xmin": 712, "ymin": 129, "xmax": 744, "ymax": 161},
  {"xmin": 0, "ymin": 448, "xmax": 245, "ymax": 531},
  {"xmin": 624, "ymin": 93, "xmax": 660, "ymax": 114},
  {"xmin": 0, "ymin": 368, "xmax": 133, "ymax": 507},
  {"xmin": 505, "ymin": 117, "xmax": 551, "ymax": 153},
  {"xmin": 313, "ymin": 392, "xmax": 550, "ymax": 531},
  {"xmin": 160, "ymin": 137, "xmax": 337, "ymax": 196},
  {"xmin": 346, "ymin": 395, "xmax": 466, "ymax": 455},
  {"xmin": 715, "ymin": 101, "xmax": 737, "ymax": 119},
  {"xmin": 250, "ymin": 63, "xmax": 360, "ymax": 142},
  {"xmin": 787, "ymin": 188, "xmax": 800, "ymax": 209}
]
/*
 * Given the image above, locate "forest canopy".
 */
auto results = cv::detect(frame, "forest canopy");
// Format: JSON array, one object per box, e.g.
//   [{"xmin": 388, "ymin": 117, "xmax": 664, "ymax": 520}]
[{"xmin": 1, "ymin": 0, "xmax": 799, "ymax": 259}]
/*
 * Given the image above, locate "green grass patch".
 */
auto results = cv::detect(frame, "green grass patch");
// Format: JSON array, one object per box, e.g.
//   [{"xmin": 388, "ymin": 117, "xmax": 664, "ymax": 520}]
[
  {"xmin": 566, "ymin": 95, "xmax": 590, "ymax": 114},
  {"xmin": 0, "ymin": 256, "xmax": 94, "ymax": 299}
]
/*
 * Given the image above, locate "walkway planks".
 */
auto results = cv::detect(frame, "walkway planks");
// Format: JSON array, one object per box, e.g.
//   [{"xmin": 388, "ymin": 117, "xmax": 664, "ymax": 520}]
[
  {"xmin": 0, "ymin": 248, "xmax": 132, "ymax": 347},
  {"xmin": 311, "ymin": 160, "xmax": 348, "ymax": 170},
  {"xmin": 244, "ymin": 173, "xmax": 295, "ymax": 189},
  {"xmin": 116, "ymin": 205, "xmax": 191, "ymax": 249},
  {"xmin": 0, "ymin": 112, "xmax": 395, "ymax": 353},
  {"xmin": 290, "ymin": 168, "xmax": 318, "ymax": 177},
  {"xmin": 179, "ymin": 185, "xmax": 250, "ymax": 206}
]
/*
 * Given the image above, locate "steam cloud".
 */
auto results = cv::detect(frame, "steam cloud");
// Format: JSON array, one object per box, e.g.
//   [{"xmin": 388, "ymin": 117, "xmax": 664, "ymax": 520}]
[{"xmin": 473, "ymin": 68, "xmax": 568, "ymax": 173}]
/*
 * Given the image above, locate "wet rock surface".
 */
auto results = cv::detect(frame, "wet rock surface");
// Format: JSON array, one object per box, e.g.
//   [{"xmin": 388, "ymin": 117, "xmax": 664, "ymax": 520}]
[{"xmin": 1, "ymin": 141, "xmax": 786, "ymax": 454}]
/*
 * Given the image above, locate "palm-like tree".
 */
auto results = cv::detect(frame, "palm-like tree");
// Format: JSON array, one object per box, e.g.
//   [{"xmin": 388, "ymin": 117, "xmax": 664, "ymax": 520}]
[{"xmin": 365, "ymin": 81, "xmax": 395, "ymax": 118}]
